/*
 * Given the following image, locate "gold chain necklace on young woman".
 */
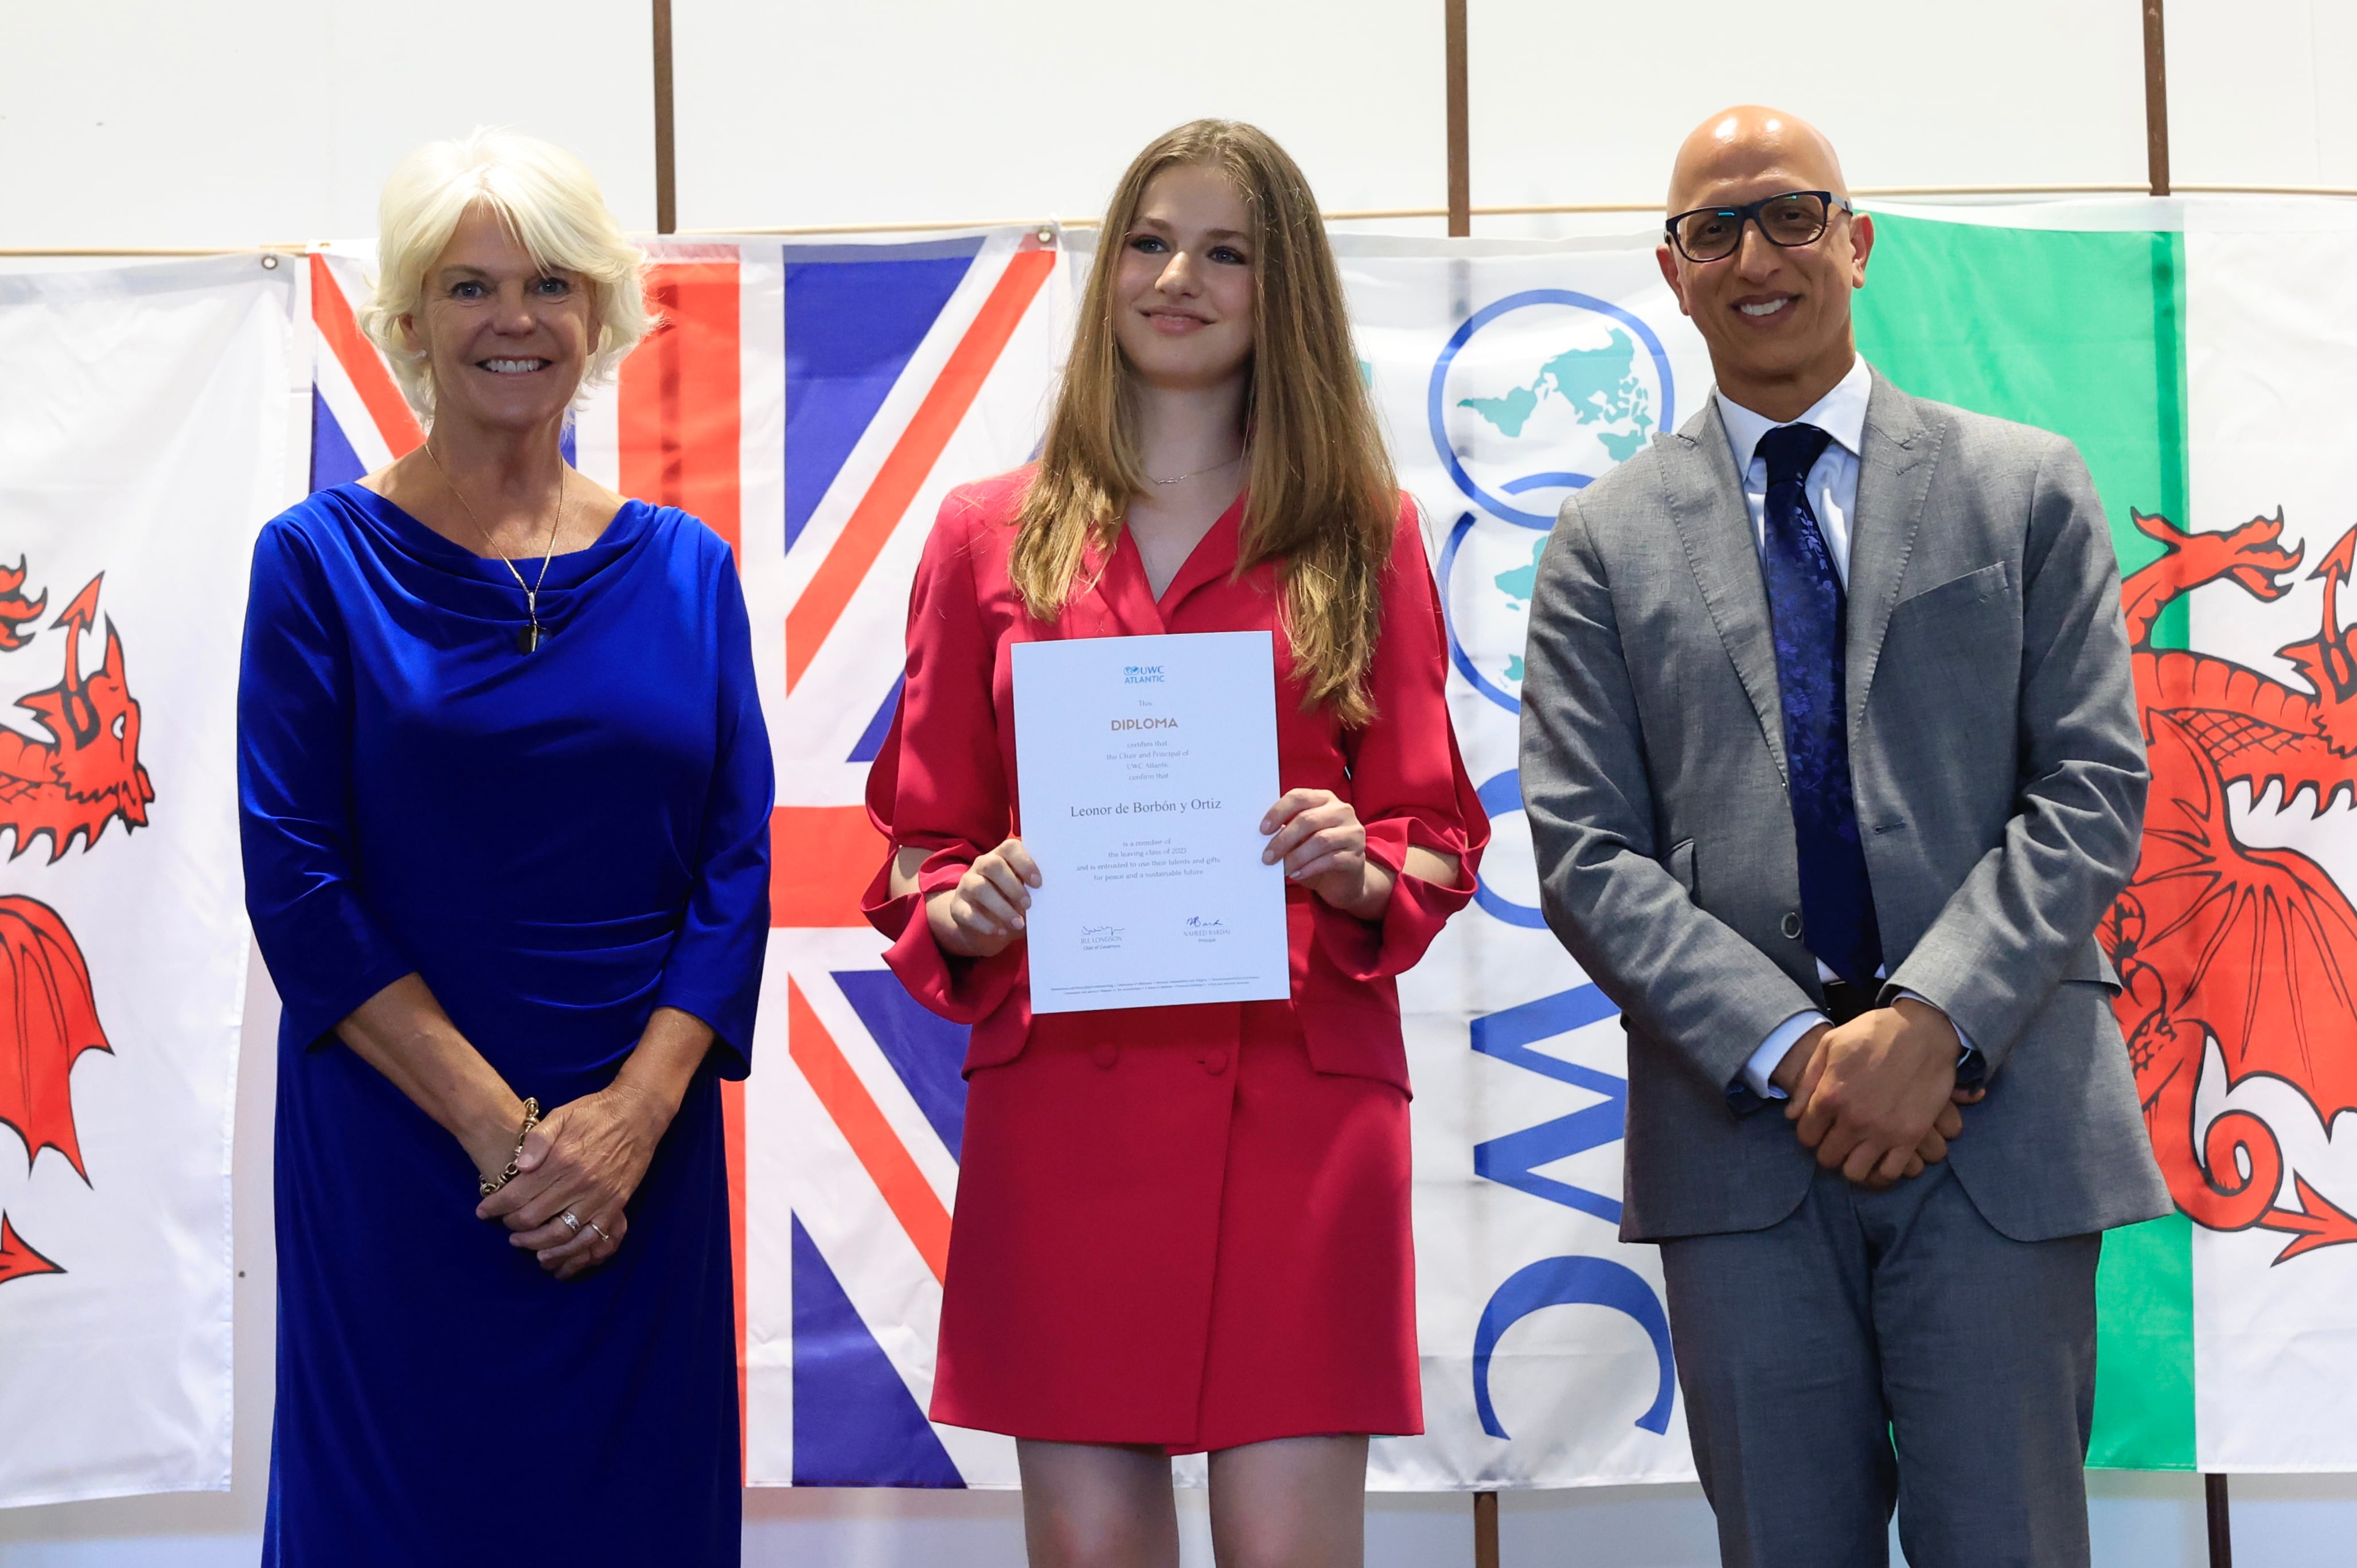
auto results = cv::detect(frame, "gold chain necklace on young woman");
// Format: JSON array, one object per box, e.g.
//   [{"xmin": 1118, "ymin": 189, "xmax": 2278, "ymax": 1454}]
[
  {"xmin": 423, "ymin": 441, "xmax": 569, "ymax": 655},
  {"xmin": 1146, "ymin": 451, "xmax": 1245, "ymax": 486}
]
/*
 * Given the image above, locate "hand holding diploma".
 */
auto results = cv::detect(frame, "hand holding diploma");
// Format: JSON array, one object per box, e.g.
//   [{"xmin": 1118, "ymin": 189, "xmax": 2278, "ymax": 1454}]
[
  {"xmin": 911, "ymin": 632, "xmax": 1465, "ymax": 1010},
  {"xmin": 918, "ymin": 789, "xmax": 1463, "ymax": 958},
  {"xmin": 922, "ymin": 791, "xmax": 1377, "ymax": 952},
  {"xmin": 1258, "ymin": 788, "xmax": 1384, "ymax": 918},
  {"xmin": 918, "ymin": 631, "xmax": 1476, "ymax": 1000},
  {"xmin": 1259, "ymin": 791, "xmax": 1464, "ymax": 916},
  {"xmin": 925, "ymin": 835, "xmax": 1041, "ymax": 958}
]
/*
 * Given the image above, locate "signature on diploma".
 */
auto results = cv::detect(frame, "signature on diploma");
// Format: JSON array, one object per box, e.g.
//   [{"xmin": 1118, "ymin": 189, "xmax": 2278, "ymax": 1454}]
[
  {"xmin": 1184, "ymin": 916, "xmax": 1230, "ymax": 939},
  {"xmin": 1080, "ymin": 923, "xmax": 1126, "ymax": 951}
]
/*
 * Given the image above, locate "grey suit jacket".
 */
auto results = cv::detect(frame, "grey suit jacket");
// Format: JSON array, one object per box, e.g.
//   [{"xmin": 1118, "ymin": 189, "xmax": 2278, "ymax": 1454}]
[{"xmin": 1518, "ymin": 369, "xmax": 2171, "ymax": 1243}]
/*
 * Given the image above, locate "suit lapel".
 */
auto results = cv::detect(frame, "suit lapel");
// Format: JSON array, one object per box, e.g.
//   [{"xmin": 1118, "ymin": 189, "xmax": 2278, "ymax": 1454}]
[
  {"xmin": 1155, "ymin": 495, "xmax": 1245, "ymax": 620},
  {"xmin": 1662, "ymin": 402, "xmax": 1790, "ymax": 783},
  {"xmin": 1086, "ymin": 493, "xmax": 1248, "ymax": 635},
  {"xmin": 1086, "ymin": 529, "xmax": 1166, "ymax": 635},
  {"xmin": 1845, "ymin": 372, "xmax": 1942, "ymax": 743}
]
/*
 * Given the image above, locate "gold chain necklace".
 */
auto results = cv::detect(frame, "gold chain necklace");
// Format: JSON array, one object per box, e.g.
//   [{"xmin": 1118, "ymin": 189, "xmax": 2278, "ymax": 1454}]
[
  {"xmin": 422, "ymin": 441, "xmax": 569, "ymax": 654},
  {"xmin": 1146, "ymin": 451, "xmax": 1244, "ymax": 486}
]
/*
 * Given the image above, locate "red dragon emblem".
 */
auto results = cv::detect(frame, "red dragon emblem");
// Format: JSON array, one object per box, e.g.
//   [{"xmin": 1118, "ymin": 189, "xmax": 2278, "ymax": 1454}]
[
  {"xmin": 2105, "ymin": 509, "xmax": 2357, "ymax": 1262},
  {"xmin": 0, "ymin": 563, "xmax": 148, "ymax": 1285}
]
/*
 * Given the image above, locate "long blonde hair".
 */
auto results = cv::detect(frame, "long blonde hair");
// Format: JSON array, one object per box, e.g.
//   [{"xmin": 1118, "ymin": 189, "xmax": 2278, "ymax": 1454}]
[{"xmin": 1010, "ymin": 120, "xmax": 1398, "ymax": 724}]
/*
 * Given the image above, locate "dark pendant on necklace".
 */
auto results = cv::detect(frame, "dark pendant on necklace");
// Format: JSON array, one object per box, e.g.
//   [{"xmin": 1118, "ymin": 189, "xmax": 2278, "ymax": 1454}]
[{"xmin": 516, "ymin": 621, "xmax": 546, "ymax": 655}]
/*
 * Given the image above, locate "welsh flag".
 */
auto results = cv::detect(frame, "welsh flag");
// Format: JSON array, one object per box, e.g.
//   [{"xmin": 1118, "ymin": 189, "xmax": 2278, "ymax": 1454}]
[
  {"xmin": 0, "ymin": 253, "xmax": 298, "ymax": 1505},
  {"xmin": 1856, "ymin": 202, "xmax": 2357, "ymax": 1471}
]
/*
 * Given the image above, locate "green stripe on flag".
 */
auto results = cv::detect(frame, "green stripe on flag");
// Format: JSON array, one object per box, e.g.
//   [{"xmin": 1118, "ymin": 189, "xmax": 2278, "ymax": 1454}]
[
  {"xmin": 2089, "ymin": 1214, "xmax": 2195, "ymax": 1469},
  {"xmin": 1853, "ymin": 213, "xmax": 2196, "ymax": 1469},
  {"xmin": 1852, "ymin": 216, "xmax": 2190, "ymax": 652}
]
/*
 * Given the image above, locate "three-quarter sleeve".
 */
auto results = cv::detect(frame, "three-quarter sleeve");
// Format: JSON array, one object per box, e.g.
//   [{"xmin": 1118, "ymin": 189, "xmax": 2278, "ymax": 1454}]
[
  {"xmin": 861, "ymin": 491, "xmax": 1025, "ymax": 1023},
  {"xmin": 1312, "ymin": 503, "xmax": 1489, "ymax": 982},
  {"xmin": 651, "ymin": 548, "xmax": 775, "ymax": 1074},
  {"xmin": 237, "ymin": 519, "xmax": 416, "ymax": 1047}
]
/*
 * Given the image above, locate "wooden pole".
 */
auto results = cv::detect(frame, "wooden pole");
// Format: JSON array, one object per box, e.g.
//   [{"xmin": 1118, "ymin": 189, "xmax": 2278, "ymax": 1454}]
[
  {"xmin": 2141, "ymin": 0, "xmax": 2171, "ymax": 195},
  {"xmin": 1442, "ymin": 0, "xmax": 1480, "ymax": 1528},
  {"xmin": 653, "ymin": 0, "xmax": 678, "ymax": 233},
  {"xmin": 2155, "ymin": 64, "xmax": 2195, "ymax": 1568},
  {"xmin": 1444, "ymin": 0, "xmax": 1470, "ymax": 236},
  {"xmin": 2206, "ymin": 1473, "xmax": 2233, "ymax": 1568},
  {"xmin": 1447, "ymin": 3, "xmax": 1479, "ymax": 1549},
  {"xmin": 1473, "ymin": 1488, "xmax": 1500, "ymax": 1568}
]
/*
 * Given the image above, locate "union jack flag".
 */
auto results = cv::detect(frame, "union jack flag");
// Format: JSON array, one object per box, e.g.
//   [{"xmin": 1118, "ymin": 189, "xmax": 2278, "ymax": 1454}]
[{"xmin": 308, "ymin": 228, "xmax": 1070, "ymax": 1487}]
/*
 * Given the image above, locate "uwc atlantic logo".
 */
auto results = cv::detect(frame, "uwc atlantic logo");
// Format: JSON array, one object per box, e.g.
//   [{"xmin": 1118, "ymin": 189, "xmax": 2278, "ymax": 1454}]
[
  {"xmin": 1430, "ymin": 289, "xmax": 1675, "ymax": 717},
  {"xmin": 1429, "ymin": 287, "xmax": 1680, "ymax": 934},
  {"xmin": 1122, "ymin": 664, "xmax": 1165, "ymax": 685}
]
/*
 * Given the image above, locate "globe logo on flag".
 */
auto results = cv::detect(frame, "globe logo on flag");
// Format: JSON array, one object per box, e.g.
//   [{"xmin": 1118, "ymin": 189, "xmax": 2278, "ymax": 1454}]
[
  {"xmin": 1429, "ymin": 288, "xmax": 1676, "ymax": 530},
  {"xmin": 1429, "ymin": 290, "xmax": 1675, "ymax": 714}
]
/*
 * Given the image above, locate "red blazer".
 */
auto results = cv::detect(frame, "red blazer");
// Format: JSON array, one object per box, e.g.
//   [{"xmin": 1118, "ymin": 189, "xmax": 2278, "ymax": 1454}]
[{"xmin": 863, "ymin": 469, "xmax": 1487, "ymax": 1092}]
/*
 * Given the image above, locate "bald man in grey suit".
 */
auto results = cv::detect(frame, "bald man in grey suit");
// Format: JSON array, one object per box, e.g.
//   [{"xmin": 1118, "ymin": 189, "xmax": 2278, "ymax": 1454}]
[{"xmin": 1517, "ymin": 107, "xmax": 2171, "ymax": 1567}]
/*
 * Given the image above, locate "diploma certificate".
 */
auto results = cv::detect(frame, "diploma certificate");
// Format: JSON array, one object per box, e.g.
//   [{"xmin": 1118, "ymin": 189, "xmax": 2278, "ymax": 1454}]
[{"xmin": 1012, "ymin": 631, "xmax": 1290, "ymax": 1014}]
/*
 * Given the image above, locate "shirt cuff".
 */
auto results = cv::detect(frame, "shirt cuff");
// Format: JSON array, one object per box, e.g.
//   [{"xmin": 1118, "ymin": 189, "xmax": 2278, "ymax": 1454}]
[
  {"xmin": 1736, "ymin": 1011, "xmax": 1828, "ymax": 1105},
  {"xmin": 1894, "ymin": 988, "xmax": 1981, "ymax": 1080}
]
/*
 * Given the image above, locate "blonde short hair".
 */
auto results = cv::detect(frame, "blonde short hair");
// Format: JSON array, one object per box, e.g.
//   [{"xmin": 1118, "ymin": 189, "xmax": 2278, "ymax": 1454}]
[{"xmin": 360, "ymin": 127, "xmax": 649, "ymax": 420}]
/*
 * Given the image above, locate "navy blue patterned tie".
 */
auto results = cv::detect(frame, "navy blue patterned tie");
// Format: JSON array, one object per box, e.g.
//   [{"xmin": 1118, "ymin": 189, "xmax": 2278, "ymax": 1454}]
[{"xmin": 1757, "ymin": 422, "xmax": 1883, "ymax": 988}]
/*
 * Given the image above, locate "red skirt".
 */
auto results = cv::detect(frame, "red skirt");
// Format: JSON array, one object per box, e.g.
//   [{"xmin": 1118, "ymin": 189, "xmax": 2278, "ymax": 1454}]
[{"xmin": 930, "ymin": 1000, "xmax": 1419, "ymax": 1452}]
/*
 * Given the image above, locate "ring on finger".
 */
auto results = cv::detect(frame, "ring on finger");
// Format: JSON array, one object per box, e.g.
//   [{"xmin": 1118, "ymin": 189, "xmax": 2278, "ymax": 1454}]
[
  {"xmin": 558, "ymin": 1210, "xmax": 582, "ymax": 1236},
  {"xmin": 587, "ymin": 1221, "xmax": 611, "ymax": 1243}
]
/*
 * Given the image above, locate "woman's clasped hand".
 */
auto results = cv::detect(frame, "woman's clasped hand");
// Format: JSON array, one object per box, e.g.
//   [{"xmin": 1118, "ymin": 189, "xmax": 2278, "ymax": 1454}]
[
  {"xmin": 923, "ymin": 789, "xmax": 1398, "ymax": 960},
  {"xmin": 469, "ymin": 1007, "xmax": 714, "ymax": 1279},
  {"xmin": 474, "ymin": 1085, "xmax": 651, "ymax": 1278}
]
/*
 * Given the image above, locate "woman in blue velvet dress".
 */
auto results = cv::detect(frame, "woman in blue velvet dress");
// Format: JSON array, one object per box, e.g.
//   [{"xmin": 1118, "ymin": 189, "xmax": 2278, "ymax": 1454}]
[{"xmin": 237, "ymin": 130, "xmax": 770, "ymax": 1566}]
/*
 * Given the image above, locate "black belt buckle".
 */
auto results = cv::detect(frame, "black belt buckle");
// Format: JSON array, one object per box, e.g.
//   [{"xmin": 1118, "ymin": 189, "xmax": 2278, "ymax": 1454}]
[{"xmin": 1820, "ymin": 979, "xmax": 1874, "ymax": 1027}]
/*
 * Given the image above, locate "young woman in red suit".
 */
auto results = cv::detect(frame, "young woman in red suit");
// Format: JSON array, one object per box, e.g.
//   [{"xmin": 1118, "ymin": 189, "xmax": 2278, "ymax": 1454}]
[{"xmin": 863, "ymin": 119, "xmax": 1486, "ymax": 1568}]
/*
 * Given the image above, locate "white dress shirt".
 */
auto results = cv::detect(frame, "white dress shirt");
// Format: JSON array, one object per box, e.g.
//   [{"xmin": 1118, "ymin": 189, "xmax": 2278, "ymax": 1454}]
[
  {"xmin": 1714, "ymin": 359, "xmax": 1973, "ymax": 1100},
  {"xmin": 1716, "ymin": 355, "xmax": 1871, "ymax": 597}
]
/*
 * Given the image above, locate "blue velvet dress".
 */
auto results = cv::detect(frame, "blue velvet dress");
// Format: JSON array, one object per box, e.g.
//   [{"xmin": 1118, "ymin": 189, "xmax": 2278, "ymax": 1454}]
[{"xmin": 238, "ymin": 484, "xmax": 771, "ymax": 1566}]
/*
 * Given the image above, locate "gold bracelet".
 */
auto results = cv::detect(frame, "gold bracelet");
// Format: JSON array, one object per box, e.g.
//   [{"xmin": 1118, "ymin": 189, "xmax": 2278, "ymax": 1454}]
[{"xmin": 478, "ymin": 1097, "xmax": 541, "ymax": 1196}]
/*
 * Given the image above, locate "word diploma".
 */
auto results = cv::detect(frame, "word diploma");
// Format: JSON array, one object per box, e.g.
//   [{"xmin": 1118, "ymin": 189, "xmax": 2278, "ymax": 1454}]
[{"xmin": 1012, "ymin": 631, "xmax": 1290, "ymax": 1014}]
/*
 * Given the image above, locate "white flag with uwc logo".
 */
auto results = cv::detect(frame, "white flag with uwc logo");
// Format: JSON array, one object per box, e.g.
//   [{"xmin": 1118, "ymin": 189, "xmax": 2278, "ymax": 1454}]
[{"xmin": 1342, "ymin": 238, "xmax": 1714, "ymax": 1488}]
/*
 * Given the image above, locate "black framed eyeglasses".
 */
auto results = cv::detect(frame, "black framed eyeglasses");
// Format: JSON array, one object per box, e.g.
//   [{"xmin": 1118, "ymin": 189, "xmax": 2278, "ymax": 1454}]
[{"xmin": 1664, "ymin": 191, "xmax": 1853, "ymax": 263}]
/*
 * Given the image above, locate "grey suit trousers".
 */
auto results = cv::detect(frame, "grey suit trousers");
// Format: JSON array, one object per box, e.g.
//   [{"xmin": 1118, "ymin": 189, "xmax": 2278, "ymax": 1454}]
[{"xmin": 1659, "ymin": 1165, "xmax": 2100, "ymax": 1568}]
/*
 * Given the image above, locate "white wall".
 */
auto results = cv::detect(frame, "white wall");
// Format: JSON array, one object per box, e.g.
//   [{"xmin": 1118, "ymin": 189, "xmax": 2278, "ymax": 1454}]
[
  {"xmin": 3, "ymin": 0, "xmax": 2353, "ymax": 251},
  {"xmin": 3, "ymin": 3, "xmax": 2355, "ymax": 1563}
]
